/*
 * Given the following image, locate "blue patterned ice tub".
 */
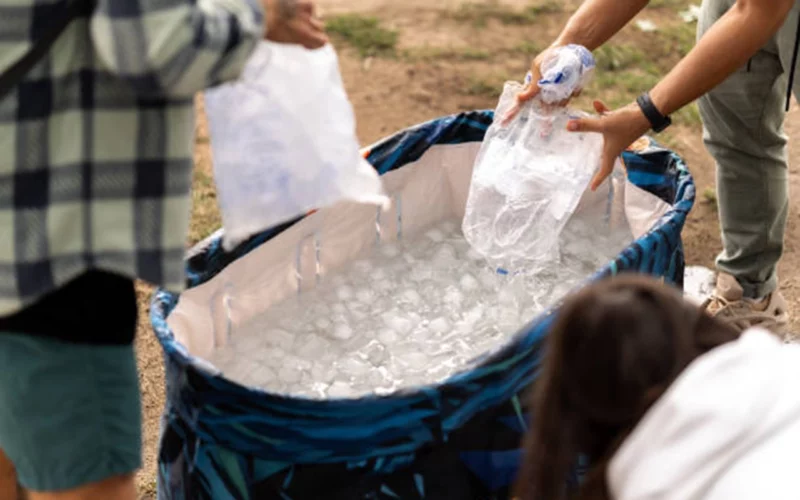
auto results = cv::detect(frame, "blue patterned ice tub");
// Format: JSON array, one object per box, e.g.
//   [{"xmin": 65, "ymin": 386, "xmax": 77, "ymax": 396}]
[{"xmin": 151, "ymin": 111, "xmax": 694, "ymax": 499}]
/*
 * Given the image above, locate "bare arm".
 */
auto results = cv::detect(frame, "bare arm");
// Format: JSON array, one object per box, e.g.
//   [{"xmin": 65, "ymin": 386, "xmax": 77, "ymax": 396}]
[
  {"xmin": 91, "ymin": 0, "xmax": 326, "ymax": 98},
  {"xmin": 569, "ymin": 0, "xmax": 795, "ymax": 191},
  {"xmin": 649, "ymin": 0, "xmax": 794, "ymax": 115},
  {"xmin": 551, "ymin": 0, "xmax": 649, "ymax": 51},
  {"xmin": 516, "ymin": 0, "xmax": 648, "ymax": 104}
]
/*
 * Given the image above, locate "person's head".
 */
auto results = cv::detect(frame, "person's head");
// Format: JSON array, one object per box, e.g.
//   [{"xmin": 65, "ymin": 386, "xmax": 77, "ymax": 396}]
[{"xmin": 514, "ymin": 273, "xmax": 739, "ymax": 500}]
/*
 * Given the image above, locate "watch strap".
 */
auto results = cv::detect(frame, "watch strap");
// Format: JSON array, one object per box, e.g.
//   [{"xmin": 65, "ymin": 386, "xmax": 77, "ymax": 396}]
[{"xmin": 636, "ymin": 92, "xmax": 671, "ymax": 133}]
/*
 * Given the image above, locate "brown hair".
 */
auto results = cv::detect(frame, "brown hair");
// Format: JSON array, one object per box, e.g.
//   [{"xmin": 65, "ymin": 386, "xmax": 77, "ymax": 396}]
[{"xmin": 514, "ymin": 273, "xmax": 739, "ymax": 500}]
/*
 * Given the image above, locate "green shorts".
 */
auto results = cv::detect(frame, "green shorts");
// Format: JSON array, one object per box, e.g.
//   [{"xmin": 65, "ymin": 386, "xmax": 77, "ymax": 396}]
[{"xmin": 0, "ymin": 333, "xmax": 142, "ymax": 492}]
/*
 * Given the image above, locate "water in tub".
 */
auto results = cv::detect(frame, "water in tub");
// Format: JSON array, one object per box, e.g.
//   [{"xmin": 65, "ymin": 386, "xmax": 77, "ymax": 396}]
[{"xmin": 206, "ymin": 216, "xmax": 633, "ymax": 399}]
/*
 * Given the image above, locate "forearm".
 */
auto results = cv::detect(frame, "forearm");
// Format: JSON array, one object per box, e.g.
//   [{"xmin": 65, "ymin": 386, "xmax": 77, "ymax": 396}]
[
  {"xmin": 91, "ymin": 0, "xmax": 265, "ymax": 97},
  {"xmin": 650, "ymin": 0, "xmax": 794, "ymax": 116},
  {"xmin": 552, "ymin": 0, "xmax": 649, "ymax": 51}
]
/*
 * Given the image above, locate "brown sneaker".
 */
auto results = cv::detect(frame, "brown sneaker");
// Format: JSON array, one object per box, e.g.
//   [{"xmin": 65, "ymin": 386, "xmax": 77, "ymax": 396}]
[{"xmin": 703, "ymin": 272, "xmax": 790, "ymax": 334}]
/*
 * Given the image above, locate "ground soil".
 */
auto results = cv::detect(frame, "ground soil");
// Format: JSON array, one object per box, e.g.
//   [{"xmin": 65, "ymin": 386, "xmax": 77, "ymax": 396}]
[{"xmin": 133, "ymin": 1, "xmax": 800, "ymax": 497}]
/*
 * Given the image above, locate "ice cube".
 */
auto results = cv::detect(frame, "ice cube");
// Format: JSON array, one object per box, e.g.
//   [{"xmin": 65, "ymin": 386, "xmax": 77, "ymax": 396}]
[
  {"xmin": 459, "ymin": 274, "xmax": 479, "ymax": 292},
  {"xmin": 262, "ymin": 347, "xmax": 285, "ymax": 364},
  {"xmin": 443, "ymin": 288, "xmax": 464, "ymax": 306},
  {"xmin": 498, "ymin": 288, "xmax": 518, "ymax": 308},
  {"xmin": 440, "ymin": 221, "xmax": 457, "ymax": 235},
  {"xmin": 277, "ymin": 365, "xmax": 302, "ymax": 384},
  {"xmin": 310, "ymin": 362, "xmax": 337, "ymax": 383},
  {"xmin": 426, "ymin": 361, "xmax": 455, "ymax": 382},
  {"xmin": 295, "ymin": 358, "xmax": 313, "ymax": 371},
  {"xmin": 479, "ymin": 270, "xmax": 498, "ymax": 288},
  {"xmin": 332, "ymin": 323, "xmax": 354, "ymax": 340},
  {"xmin": 382, "ymin": 312, "xmax": 412, "ymax": 334},
  {"xmin": 400, "ymin": 352, "xmax": 429, "ymax": 370},
  {"xmin": 339, "ymin": 357, "xmax": 370, "ymax": 376},
  {"xmin": 350, "ymin": 307, "xmax": 369, "ymax": 321},
  {"xmin": 327, "ymin": 381, "xmax": 357, "ymax": 399},
  {"xmin": 329, "ymin": 274, "xmax": 347, "ymax": 288},
  {"xmin": 353, "ymin": 260, "xmax": 372, "ymax": 274},
  {"xmin": 466, "ymin": 248, "xmax": 485, "ymax": 262},
  {"xmin": 434, "ymin": 244, "xmax": 456, "ymax": 264},
  {"xmin": 401, "ymin": 289, "xmax": 422, "ymax": 306},
  {"xmin": 374, "ymin": 280, "xmax": 393, "ymax": 294},
  {"xmin": 522, "ymin": 307, "xmax": 541, "ymax": 321},
  {"xmin": 463, "ymin": 305, "xmax": 484, "ymax": 326},
  {"xmin": 234, "ymin": 330, "xmax": 264, "ymax": 352},
  {"xmin": 426, "ymin": 229, "xmax": 445, "ymax": 242},
  {"xmin": 381, "ymin": 243, "xmax": 400, "ymax": 258},
  {"xmin": 430, "ymin": 317, "xmax": 450, "ymax": 334},
  {"xmin": 356, "ymin": 288, "xmax": 374, "ymax": 304},
  {"xmin": 314, "ymin": 318, "xmax": 331, "ymax": 330},
  {"xmin": 363, "ymin": 342, "xmax": 388, "ymax": 365},
  {"xmin": 225, "ymin": 359, "xmax": 259, "ymax": 383},
  {"xmin": 409, "ymin": 268, "xmax": 434, "ymax": 283},
  {"xmin": 266, "ymin": 329, "xmax": 295, "ymax": 351},
  {"xmin": 378, "ymin": 329, "xmax": 399, "ymax": 344},
  {"xmin": 412, "ymin": 327, "xmax": 432, "ymax": 343},
  {"xmin": 336, "ymin": 285, "xmax": 354, "ymax": 301},
  {"xmin": 299, "ymin": 334, "xmax": 329, "ymax": 359}
]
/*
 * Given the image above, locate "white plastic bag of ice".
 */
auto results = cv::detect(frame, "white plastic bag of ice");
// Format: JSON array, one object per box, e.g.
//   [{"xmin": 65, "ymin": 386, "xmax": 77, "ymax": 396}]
[{"xmin": 205, "ymin": 41, "xmax": 389, "ymax": 251}]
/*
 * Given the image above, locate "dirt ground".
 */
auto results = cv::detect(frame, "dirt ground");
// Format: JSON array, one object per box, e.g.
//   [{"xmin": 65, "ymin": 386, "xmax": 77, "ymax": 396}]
[{"xmin": 134, "ymin": 1, "xmax": 800, "ymax": 497}]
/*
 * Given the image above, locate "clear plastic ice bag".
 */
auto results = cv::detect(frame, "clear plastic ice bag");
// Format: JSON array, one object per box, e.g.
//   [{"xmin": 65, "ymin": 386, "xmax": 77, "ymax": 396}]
[
  {"xmin": 205, "ymin": 42, "xmax": 389, "ymax": 251},
  {"xmin": 462, "ymin": 82, "xmax": 603, "ymax": 271}
]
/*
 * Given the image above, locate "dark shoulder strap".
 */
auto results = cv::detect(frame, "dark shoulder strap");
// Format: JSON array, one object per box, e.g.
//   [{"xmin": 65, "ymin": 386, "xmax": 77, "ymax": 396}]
[{"xmin": 0, "ymin": 0, "xmax": 95, "ymax": 101}]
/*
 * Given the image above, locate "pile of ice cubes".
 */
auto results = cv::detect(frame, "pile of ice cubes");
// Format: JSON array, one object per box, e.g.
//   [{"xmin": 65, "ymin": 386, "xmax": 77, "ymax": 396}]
[{"xmin": 207, "ymin": 218, "xmax": 633, "ymax": 399}]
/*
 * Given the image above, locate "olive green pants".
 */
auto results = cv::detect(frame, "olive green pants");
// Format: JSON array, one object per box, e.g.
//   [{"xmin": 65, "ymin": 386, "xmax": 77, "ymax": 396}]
[{"xmin": 696, "ymin": 0, "xmax": 798, "ymax": 298}]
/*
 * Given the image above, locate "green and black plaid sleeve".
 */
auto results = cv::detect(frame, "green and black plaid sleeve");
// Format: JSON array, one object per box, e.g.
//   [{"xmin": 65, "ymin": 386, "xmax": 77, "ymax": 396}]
[{"xmin": 0, "ymin": 0, "xmax": 263, "ymax": 317}]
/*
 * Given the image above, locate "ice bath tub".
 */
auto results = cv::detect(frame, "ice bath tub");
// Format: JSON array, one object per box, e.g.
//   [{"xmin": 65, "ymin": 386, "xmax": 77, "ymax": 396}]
[{"xmin": 151, "ymin": 111, "xmax": 694, "ymax": 499}]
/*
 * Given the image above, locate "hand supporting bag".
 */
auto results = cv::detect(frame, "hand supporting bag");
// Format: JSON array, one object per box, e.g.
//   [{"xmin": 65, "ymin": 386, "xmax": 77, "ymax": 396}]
[{"xmin": 205, "ymin": 41, "xmax": 389, "ymax": 251}]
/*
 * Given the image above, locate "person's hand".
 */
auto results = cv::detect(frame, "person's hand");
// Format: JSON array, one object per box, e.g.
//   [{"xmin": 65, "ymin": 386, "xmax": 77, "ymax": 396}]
[
  {"xmin": 502, "ymin": 46, "xmax": 579, "ymax": 124},
  {"xmin": 566, "ymin": 100, "xmax": 651, "ymax": 191},
  {"xmin": 263, "ymin": 0, "xmax": 328, "ymax": 49}
]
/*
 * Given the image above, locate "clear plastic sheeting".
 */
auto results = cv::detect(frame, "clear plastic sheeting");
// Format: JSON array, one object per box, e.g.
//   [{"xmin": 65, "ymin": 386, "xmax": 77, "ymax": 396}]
[
  {"xmin": 205, "ymin": 42, "xmax": 388, "ymax": 251},
  {"xmin": 462, "ymin": 82, "xmax": 603, "ymax": 272}
]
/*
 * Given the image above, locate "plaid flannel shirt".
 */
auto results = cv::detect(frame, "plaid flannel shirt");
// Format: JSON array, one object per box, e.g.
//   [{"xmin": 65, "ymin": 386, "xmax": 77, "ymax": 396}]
[{"xmin": 0, "ymin": 0, "xmax": 264, "ymax": 316}]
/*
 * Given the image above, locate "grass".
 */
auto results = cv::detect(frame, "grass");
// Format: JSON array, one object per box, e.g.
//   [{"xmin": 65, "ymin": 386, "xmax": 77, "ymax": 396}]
[
  {"xmin": 703, "ymin": 187, "xmax": 718, "ymax": 206},
  {"xmin": 675, "ymin": 101, "xmax": 703, "ymax": 126},
  {"xmin": 527, "ymin": 0, "xmax": 563, "ymax": 15},
  {"xmin": 449, "ymin": 0, "xmax": 562, "ymax": 28},
  {"xmin": 326, "ymin": 14, "xmax": 398, "ymax": 57},
  {"xmin": 594, "ymin": 44, "xmax": 651, "ymax": 72},
  {"xmin": 658, "ymin": 22, "xmax": 696, "ymax": 58},
  {"xmin": 189, "ymin": 167, "xmax": 221, "ymax": 246},
  {"xmin": 648, "ymin": 0, "xmax": 690, "ymax": 9},
  {"xmin": 465, "ymin": 75, "xmax": 506, "ymax": 98},
  {"xmin": 515, "ymin": 41, "xmax": 542, "ymax": 55},
  {"xmin": 403, "ymin": 46, "xmax": 490, "ymax": 62}
]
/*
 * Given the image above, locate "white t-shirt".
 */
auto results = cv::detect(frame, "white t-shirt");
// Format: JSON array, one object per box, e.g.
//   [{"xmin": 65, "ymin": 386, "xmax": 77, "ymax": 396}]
[{"xmin": 608, "ymin": 328, "xmax": 800, "ymax": 500}]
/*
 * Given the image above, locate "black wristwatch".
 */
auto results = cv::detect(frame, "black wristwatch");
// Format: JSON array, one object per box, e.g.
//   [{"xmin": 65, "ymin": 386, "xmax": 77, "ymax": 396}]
[{"xmin": 636, "ymin": 92, "xmax": 671, "ymax": 133}]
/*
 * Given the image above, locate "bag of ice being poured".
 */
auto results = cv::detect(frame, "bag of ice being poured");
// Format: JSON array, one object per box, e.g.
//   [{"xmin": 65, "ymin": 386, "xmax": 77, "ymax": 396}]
[
  {"xmin": 205, "ymin": 41, "xmax": 389, "ymax": 251},
  {"xmin": 462, "ymin": 81, "xmax": 603, "ymax": 272}
]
